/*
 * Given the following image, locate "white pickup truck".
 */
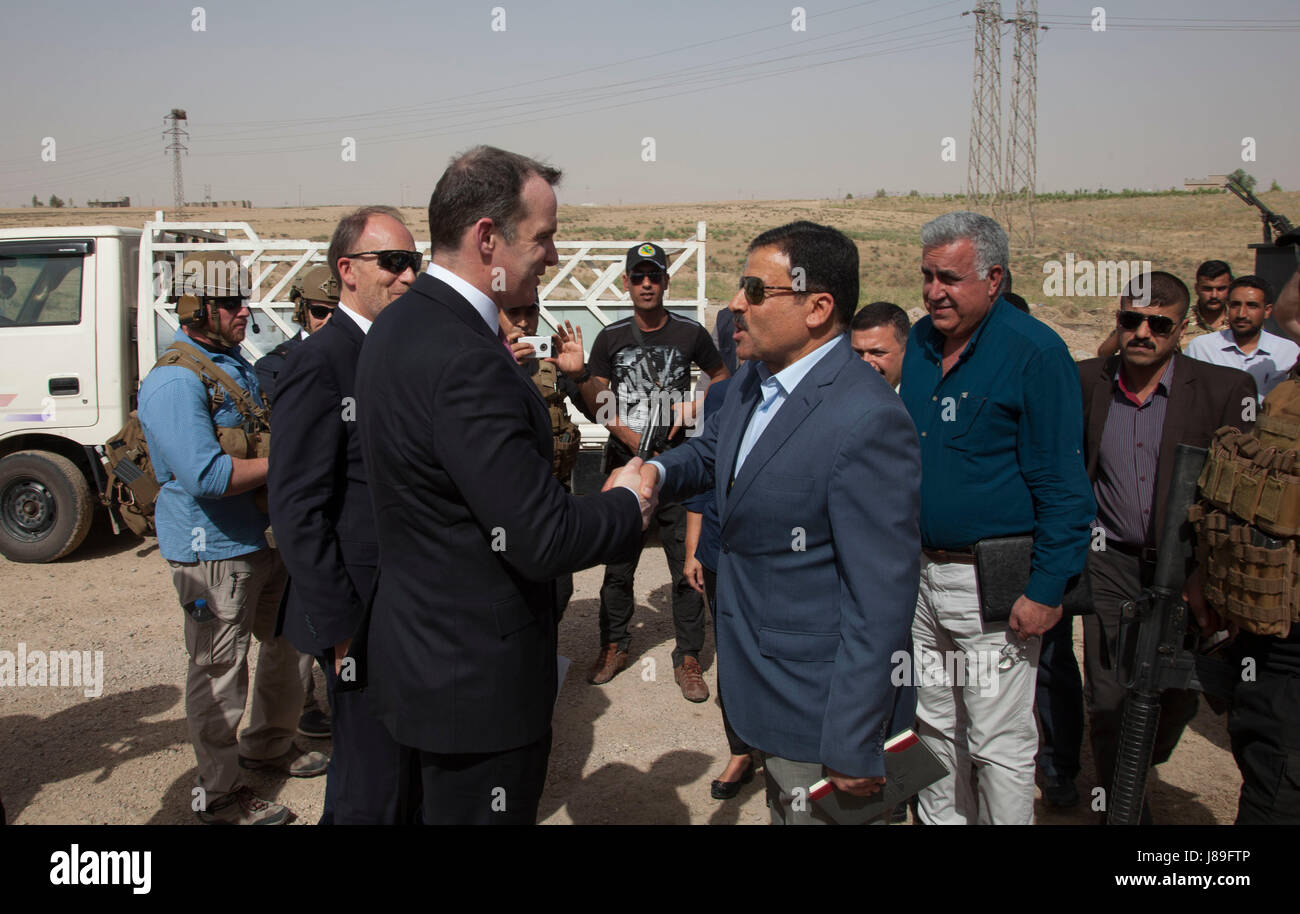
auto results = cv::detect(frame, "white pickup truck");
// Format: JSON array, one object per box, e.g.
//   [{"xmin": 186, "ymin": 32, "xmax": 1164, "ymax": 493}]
[{"xmin": 0, "ymin": 216, "xmax": 708, "ymax": 563}]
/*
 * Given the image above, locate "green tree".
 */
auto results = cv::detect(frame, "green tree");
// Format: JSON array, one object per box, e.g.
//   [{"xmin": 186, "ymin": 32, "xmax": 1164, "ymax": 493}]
[
  {"xmin": 1270, "ymin": 180, "xmax": 1282, "ymax": 192},
  {"xmin": 30, "ymin": 194, "xmax": 42, "ymax": 207},
  {"xmin": 48, "ymin": 194, "xmax": 64, "ymax": 208},
  {"xmin": 875, "ymin": 188, "xmax": 887, "ymax": 198},
  {"xmin": 1228, "ymin": 168, "xmax": 1257, "ymax": 192}
]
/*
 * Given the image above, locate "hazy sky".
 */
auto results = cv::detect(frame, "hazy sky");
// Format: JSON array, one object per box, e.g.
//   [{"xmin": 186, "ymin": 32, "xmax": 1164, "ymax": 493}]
[{"xmin": 1, "ymin": 0, "xmax": 1295, "ymax": 207}]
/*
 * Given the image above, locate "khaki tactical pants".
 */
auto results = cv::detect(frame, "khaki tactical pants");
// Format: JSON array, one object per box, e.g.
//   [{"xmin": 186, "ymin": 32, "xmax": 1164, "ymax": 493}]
[{"xmin": 169, "ymin": 549, "xmax": 305, "ymax": 805}]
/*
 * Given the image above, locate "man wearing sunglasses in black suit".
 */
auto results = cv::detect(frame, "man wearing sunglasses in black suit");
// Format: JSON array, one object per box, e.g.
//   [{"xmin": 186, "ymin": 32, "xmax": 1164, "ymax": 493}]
[
  {"xmin": 270, "ymin": 205, "xmax": 419, "ymax": 823},
  {"xmin": 1076, "ymin": 270, "xmax": 1256, "ymax": 820}
]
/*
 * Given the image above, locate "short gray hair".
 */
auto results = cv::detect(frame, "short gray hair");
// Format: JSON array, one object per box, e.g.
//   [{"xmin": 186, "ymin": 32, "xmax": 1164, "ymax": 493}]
[{"xmin": 920, "ymin": 211, "xmax": 1008, "ymax": 279}]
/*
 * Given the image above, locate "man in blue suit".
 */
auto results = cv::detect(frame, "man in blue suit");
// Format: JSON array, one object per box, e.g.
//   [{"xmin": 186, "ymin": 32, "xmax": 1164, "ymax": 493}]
[{"xmin": 637, "ymin": 221, "xmax": 922, "ymax": 823}]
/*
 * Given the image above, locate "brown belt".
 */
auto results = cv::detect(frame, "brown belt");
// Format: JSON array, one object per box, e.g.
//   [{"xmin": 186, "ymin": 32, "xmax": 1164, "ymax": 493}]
[{"xmin": 922, "ymin": 548, "xmax": 977, "ymax": 565}]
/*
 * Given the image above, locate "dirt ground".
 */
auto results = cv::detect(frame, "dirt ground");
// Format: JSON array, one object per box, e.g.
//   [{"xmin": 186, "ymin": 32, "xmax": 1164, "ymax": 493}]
[{"xmin": 1, "ymin": 511, "xmax": 1240, "ymax": 825}]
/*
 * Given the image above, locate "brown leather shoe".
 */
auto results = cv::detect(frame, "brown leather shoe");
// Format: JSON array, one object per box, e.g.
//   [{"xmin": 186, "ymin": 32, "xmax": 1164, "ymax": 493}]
[
  {"xmin": 675, "ymin": 656, "xmax": 709, "ymax": 702},
  {"xmin": 587, "ymin": 644, "xmax": 629, "ymax": 684}
]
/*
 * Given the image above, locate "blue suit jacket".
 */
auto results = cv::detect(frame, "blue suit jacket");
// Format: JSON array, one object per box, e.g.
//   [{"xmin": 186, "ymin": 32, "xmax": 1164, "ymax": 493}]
[{"xmin": 656, "ymin": 335, "xmax": 921, "ymax": 777}]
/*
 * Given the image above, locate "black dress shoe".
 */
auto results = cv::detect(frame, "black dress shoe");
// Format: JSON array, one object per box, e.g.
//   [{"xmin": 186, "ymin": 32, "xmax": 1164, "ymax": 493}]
[
  {"xmin": 710, "ymin": 765, "xmax": 755, "ymax": 800},
  {"xmin": 1043, "ymin": 775, "xmax": 1079, "ymax": 809}
]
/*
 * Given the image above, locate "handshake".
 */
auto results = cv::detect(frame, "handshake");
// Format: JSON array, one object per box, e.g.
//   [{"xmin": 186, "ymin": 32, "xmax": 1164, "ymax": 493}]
[{"xmin": 602, "ymin": 457, "xmax": 662, "ymax": 531}]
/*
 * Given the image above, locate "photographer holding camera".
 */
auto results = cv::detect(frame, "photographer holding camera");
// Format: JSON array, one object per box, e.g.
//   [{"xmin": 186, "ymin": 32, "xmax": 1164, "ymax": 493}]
[{"xmin": 585, "ymin": 242, "xmax": 729, "ymax": 699}]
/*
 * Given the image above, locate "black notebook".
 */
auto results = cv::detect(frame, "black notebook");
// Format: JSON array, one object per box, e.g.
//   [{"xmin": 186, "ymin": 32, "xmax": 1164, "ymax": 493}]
[{"xmin": 972, "ymin": 534, "xmax": 1093, "ymax": 623}]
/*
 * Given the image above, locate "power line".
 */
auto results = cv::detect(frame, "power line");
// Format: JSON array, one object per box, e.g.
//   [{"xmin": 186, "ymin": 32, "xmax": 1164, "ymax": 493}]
[
  {"xmin": 194, "ymin": 0, "xmax": 918, "ymax": 135},
  {"xmin": 1003, "ymin": 0, "xmax": 1039, "ymax": 245},
  {"xmin": 163, "ymin": 109, "xmax": 188, "ymax": 213},
  {"xmin": 966, "ymin": 1, "xmax": 1003, "ymax": 209},
  {"xmin": 193, "ymin": 33, "xmax": 972, "ymax": 160},
  {"xmin": 188, "ymin": 2, "xmax": 966, "ymax": 149}
]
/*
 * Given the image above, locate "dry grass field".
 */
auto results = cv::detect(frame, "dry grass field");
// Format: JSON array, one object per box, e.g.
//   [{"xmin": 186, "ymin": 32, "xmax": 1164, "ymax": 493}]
[{"xmin": 3, "ymin": 187, "xmax": 1296, "ymax": 356}]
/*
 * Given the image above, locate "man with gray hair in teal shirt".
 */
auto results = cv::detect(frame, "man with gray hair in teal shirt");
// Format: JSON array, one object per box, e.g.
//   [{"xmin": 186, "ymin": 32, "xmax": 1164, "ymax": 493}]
[{"xmin": 899, "ymin": 211, "xmax": 1094, "ymax": 825}]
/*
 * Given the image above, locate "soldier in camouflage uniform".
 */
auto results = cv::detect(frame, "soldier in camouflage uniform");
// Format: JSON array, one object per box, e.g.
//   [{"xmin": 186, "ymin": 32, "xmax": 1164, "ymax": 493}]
[{"xmin": 499, "ymin": 298, "xmax": 599, "ymax": 616}]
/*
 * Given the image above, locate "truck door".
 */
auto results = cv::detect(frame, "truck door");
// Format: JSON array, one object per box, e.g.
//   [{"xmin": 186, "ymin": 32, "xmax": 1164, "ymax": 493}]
[{"xmin": 0, "ymin": 239, "xmax": 97, "ymax": 431}]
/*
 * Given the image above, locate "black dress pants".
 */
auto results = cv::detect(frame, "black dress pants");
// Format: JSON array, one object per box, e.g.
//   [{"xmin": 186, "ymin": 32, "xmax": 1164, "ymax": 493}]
[
  {"xmin": 322, "ymin": 649, "xmax": 406, "ymax": 824},
  {"xmin": 1230, "ymin": 630, "xmax": 1300, "ymax": 824},
  {"xmin": 703, "ymin": 567, "xmax": 750, "ymax": 757},
  {"xmin": 318, "ymin": 564, "xmax": 405, "ymax": 825},
  {"xmin": 1035, "ymin": 611, "xmax": 1084, "ymax": 781},
  {"xmin": 598, "ymin": 499, "xmax": 705, "ymax": 666},
  {"xmin": 396, "ymin": 729, "xmax": 553, "ymax": 825}
]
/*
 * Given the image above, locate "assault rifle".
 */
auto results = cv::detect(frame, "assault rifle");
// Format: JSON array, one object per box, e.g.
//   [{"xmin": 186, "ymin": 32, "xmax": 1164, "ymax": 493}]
[
  {"xmin": 636, "ymin": 391, "xmax": 674, "ymax": 460},
  {"xmin": 1108, "ymin": 444, "xmax": 1236, "ymax": 825},
  {"xmin": 1226, "ymin": 177, "xmax": 1296, "ymax": 244}
]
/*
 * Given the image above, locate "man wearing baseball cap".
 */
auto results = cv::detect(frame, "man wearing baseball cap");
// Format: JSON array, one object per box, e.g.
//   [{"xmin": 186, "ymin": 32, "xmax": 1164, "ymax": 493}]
[{"xmin": 585, "ymin": 242, "xmax": 729, "ymax": 700}]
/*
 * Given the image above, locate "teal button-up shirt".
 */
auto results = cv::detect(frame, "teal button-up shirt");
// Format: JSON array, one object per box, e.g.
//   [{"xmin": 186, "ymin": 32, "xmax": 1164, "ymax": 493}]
[{"xmin": 899, "ymin": 298, "xmax": 1095, "ymax": 606}]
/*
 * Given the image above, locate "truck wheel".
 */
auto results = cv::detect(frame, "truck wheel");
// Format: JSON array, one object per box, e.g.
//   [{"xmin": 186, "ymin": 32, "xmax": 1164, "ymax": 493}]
[{"xmin": 0, "ymin": 451, "xmax": 95, "ymax": 563}]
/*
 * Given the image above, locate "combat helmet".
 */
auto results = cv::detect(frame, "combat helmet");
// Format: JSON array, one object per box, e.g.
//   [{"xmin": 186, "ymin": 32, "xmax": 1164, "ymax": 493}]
[
  {"xmin": 289, "ymin": 265, "xmax": 340, "ymax": 328},
  {"xmin": 175, "ymin": 250, "xmax": 247, "ymax": 326}
]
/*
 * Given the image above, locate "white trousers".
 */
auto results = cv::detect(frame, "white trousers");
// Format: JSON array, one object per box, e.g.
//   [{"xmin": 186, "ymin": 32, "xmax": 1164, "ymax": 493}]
[{"xmin": 912, "ymin": 557, "xmax": 1042, "ymax": 825}]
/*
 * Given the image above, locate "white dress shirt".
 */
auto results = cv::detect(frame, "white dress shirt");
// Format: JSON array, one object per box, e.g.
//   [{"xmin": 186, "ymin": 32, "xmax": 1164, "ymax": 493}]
[
  {"xmin": 336, "ymin": 302, "xmax": 372, "ymax": 335},
  {"xmin": 427, "ymin": 262, "xmax": 498, "ymax": 336},
  {"xmin": 1183, "ymin": 327, "xmax": 1300, "ymax": 400}
]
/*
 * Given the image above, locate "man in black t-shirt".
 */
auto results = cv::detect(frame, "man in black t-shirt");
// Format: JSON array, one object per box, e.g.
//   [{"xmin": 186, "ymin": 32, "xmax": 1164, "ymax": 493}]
[{"xmin": 586, "ymin": 242, "xmax": 729, "ymax": 700}]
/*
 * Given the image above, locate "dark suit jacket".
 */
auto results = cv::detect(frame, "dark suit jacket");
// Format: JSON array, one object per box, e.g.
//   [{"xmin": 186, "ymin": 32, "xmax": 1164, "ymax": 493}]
[
  {"xmin": 656, "ymin": 336, "xmax": 921, "ymax": 778},
  {"xmin": 254, "ymin": 333, "xmax": 304, "ymax": 405},
  {"xmin": 1079, "ymin": 352, "xmax": 1257, "ymax": 547},
  {"xmin": 354, "ymin": 272, "xmax": 642, "ymax": 754},
  {"xmin": 269, "ymin": 308, "xmax": 376, "ymax": 655}
]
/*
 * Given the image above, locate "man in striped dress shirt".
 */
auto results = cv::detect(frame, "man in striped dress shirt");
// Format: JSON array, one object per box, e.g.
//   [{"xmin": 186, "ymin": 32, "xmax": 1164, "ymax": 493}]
[{"xmin": 1077, "ymin": 270, "xmax": 1256, "ymax": 820}]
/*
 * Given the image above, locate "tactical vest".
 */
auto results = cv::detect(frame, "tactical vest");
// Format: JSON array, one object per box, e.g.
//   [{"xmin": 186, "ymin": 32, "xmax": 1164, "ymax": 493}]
[
  {"xmin": 532, "ymin": 360, "xmax": 580, "ymax": 484},
  {"xmin": 1189, "ymin": 378, "xmax": 1300, "ymax": 637},
  {"xmin": 103, "ymin": 341, "xmax": 273, "ymax": 536}
]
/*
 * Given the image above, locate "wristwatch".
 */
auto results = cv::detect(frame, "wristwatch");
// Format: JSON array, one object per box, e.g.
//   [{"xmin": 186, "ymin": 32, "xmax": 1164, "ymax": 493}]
[{"xmin": 568, "ymin": 367, "xmax": 591, "ymax": 384}]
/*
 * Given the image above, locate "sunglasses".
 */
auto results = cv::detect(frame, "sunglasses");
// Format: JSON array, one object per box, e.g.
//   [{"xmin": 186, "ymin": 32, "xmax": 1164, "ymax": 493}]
[
  {"xmin": 208, "ymin": 297, "xmax": 247, "ymax": 313},
  {"xmin": 307, "ymin": 303, "xmax": 334, "ymax": 320},
  {"xmin": 629, "ymin": 270, "xmax": 665, "ymax": 285},
  {"xmin": 1116, "ymin": 309, "xmax": 1178, "ymax": 336},
  {"xmin": 739, "ymin": 275, "xmax": 805, "ymax": 306},
  {"xmin": 344, "ymin": 249, "xmax": 423, "ymax": 274}
]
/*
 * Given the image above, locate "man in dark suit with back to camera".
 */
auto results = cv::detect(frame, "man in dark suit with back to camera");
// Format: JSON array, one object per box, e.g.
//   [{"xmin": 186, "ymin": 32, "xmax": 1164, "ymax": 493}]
[
  {"xmin": 355, "ymin": 146, "xmax": 652, "ymax": 825},
  {"xmin": 639, "ymin": 221, "xmax": 922, "ymax": 824},
  {"xmin": 270, "ymin": 205, "xmax": 420, "ymax": 824}
]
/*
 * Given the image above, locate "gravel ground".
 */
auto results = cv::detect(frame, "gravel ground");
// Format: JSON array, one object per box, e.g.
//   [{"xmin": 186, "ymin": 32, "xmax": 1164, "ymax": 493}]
[{"xmin": 1, "ymin": 512, "xmax": 1240, "ymax": 825}]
